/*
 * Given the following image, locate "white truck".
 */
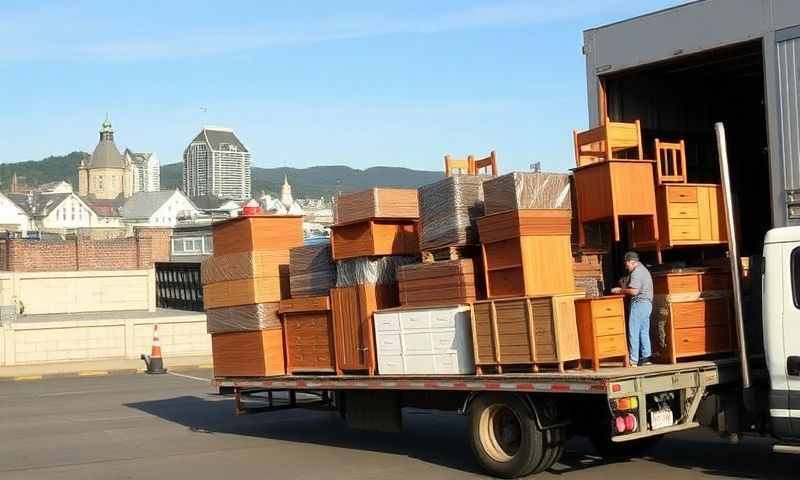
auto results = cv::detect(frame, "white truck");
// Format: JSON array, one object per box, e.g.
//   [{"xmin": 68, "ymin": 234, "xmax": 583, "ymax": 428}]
[{"xmin": 214, "ymin": 2, "xmax": 800, "ymax": 477}]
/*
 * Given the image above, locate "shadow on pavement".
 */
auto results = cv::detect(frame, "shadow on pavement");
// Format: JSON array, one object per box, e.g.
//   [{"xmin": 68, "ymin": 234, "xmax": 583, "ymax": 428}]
[{"xmin": 126, "ymin": 394, "xmax": 796, "ymax": 479}]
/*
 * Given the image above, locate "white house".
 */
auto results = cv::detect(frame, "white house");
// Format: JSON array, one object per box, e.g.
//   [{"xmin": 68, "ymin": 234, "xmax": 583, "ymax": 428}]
[
  {"xmin": 8, "ymin": 192, "xmax": 98, "ymax": 231},
  {"xmin": 120, "ymin": 190, "xmax": 201, "ymax": 227},
  {"xmin": 0, "ymin": 192, "xmax": 32, "ymax": 233}
]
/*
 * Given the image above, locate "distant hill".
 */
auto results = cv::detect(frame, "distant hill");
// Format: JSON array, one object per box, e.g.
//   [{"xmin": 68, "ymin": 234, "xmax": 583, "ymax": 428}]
[
  {"xmin": 1, "ymin": 153, "xmax": 444, "ymax": 197},
  {"xmin": 0, "ymin": 152, "xmax": 88, "ymax": 189},
  {"xmin": 159, "ymin": 163, "xmax": 443, "ymax": 197}
]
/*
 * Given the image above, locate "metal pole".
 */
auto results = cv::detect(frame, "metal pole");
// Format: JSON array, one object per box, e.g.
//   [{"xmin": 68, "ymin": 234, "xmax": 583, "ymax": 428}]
[{"xmin": 714, "ymin": 122, "xmax": 751, "ymax": 389}]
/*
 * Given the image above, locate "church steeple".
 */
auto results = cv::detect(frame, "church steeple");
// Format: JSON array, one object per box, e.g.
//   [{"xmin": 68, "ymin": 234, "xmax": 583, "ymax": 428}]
[
  {"xmin": 280, "ymin": 173, "xmax": 294, "ymax": 209},
  {"xmin": 99, "ymin": 113, "xmax": 114, "ymax": 142}
]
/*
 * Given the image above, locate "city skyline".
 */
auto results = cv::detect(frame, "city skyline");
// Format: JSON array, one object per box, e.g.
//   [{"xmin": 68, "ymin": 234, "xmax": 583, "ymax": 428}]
[{"xmin": 0, "ymin": 0, "xmax": 685, "ymax": 173}]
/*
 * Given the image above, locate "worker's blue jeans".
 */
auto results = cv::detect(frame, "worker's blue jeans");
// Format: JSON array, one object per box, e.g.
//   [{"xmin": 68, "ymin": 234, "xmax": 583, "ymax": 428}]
[{"xmin": 628, "ymin": 300, "xmax": 652, "ymax": 364}]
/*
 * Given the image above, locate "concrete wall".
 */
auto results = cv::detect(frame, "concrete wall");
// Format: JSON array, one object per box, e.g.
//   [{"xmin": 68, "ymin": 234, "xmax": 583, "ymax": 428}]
[
  {"xmin": 0, "ymin": 311, "xmax": 210, "ymax": 366},
  {"xmin": 0, "ymin": 270, "xmax": 156, "ymax": 315}
]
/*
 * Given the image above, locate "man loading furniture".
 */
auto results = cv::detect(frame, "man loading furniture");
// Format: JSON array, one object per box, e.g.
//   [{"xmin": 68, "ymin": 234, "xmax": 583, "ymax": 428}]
[{"xmin": 611, "ymin": 251, "xmax": 654, "ymax": 366}]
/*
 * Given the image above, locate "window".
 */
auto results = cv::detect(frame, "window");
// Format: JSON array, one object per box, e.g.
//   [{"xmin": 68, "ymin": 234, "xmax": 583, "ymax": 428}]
[
  {"xmin": 203, "ymin": 234, "xmax": 213, "ymax": 254},
  {"xmin": 792, "ymin": 248, "xmax": 800, "ymax": 309}
]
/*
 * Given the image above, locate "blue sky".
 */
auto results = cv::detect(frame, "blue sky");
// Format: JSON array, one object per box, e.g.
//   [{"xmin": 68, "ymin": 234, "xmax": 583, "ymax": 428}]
[{"xmin": 0, "ymin": 0, "xmax": 685, "ymax": 173}]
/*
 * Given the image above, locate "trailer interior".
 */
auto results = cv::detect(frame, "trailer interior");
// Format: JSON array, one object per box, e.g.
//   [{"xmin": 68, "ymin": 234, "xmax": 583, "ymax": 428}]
[{"xmin": 601, "ymin": 39, "xmax": 771, "ymax": 262}]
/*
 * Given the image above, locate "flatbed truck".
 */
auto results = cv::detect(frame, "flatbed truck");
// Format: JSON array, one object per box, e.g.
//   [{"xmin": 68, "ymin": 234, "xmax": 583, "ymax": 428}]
[{"xmin": 214, "ymin": 2, "xmax": 800, "ymax": 477}]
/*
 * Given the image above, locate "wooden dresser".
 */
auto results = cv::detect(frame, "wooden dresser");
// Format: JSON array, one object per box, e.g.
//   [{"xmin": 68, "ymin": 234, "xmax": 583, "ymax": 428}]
[
  {"xmin": 651, "ymin": 269, "xmax": 734, "ymax": 363},
  {"xmin": 280, "ymin": 296, "xmax": 336, "ymax": 374},
  {"xmin": 471, "ymin": 292, "xmax": 584, "ymax": 373},
  {"xmin": 633, "ymin": 184, "xmax": 727, "ymax": 250},
  {"xmin": 574, "ymin": 296, "xmax": 629, "ymax": 370}
]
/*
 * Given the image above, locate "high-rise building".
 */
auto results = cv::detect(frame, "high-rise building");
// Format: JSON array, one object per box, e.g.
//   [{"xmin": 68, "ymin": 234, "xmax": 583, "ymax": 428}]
[
  {"xmin": 123, "ymin": 149, "xmax": 161, "ymax": 193},
  {"xmin": 183, "ymin": 127, "xmax": 251, "ymax": 200}
]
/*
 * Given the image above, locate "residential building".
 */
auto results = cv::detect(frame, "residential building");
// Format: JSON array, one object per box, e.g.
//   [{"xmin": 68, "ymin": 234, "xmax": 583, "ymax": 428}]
[
  {"xmin": 78, "ymin": 116, "xmax": 133, "ymax": 200},
  {"xmin": 8, "ymin": 192, "xmax": 99, "ymax": 231},
  {"xmin": 0, "ymin": 192, "xmax": 32, "ymax": 233},
  {"xmin": 9, "ymin": 173, "xmax": 35, "ymax": 194},
  {"xmin": 123, "ymin": 149, "xmax": 160, "ymax": 193},
  {"xmin": 170, "ymin": 223, "xmax": 214, "ymax": 262},
  {"xmin": 120, "ymin": 190, "xmax": 200, "ymax": 227},
  {"xmin": 183, "ymin": 126, "xmax": 251, "ymax": 200},
  {"xmin": 189, "ymin": 194, "xmax": 241, "ymax": 219},
  {"xmin": 38, "ymin": 181, "xmax": 73, "ymax": 194}
]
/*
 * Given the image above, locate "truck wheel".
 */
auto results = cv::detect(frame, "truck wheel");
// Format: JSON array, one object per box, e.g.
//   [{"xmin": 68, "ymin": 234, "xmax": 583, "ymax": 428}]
[
  {"xmin": 468, "ymin": 393, "xmax": 545, "ymax": 478},
  {"xmin": 530, "ymin": 427, "xmax": 566, "ymax": 474}
]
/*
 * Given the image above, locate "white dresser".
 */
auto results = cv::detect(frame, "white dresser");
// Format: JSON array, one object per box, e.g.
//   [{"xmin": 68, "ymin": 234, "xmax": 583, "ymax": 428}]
[{"xmin": 373, "ymin": 305, "xmax": 475, "ymax": 375}]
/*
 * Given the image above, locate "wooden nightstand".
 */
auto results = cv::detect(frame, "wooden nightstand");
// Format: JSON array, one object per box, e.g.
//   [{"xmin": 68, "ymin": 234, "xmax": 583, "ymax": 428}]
[{"xmin": 574, "ymin": 296, "xmax": 630, "ymax": 370}]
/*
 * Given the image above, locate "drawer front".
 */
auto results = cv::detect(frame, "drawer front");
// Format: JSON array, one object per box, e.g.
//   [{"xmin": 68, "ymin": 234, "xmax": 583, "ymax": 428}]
[
  {"xmin": 431, "ymin": 330, "xmax": 458, "ymax": 352},
  {"xmin": 290, "ymin": 351, "xmax": 332, "ymax": 369},
  {"xmin": 374, "ymin": 312, "xmax": 400, "ymax": 333},
  {"xmin": 434, "ymin": 354, "xmax": 460, "ymax": 374},
  {"xmin": 661, "ymin": 274, "xmax": 701, "ymax": 294},
  {"xmin": 404, "ymin": 355, "xmax": 437, "ymax": 374},
  {"xmin": 590, "ymin": 298, "xmax": 624, "ymax": 318},
  {"xmin": 667, "ymin": 186, "xmax": 698, "ymax": 203},
  {"xmin": 376, "ymin": 333, "xmax": 402, "ymax": 355},
  {"xmin": 404, "ymin": 331, "xmax": 435, "ymax": 354},
  {"xmin": 674, "ymin": 325, "xmax": 732, "ymax": 357},
  {"xmin": 430, "ymin": 308, "xmax": 460, "ymax": 329},
  {"xmin": 594, "ymin": 316, "xmax": 625, "ymax": 336},
  {"xmin": 668, "ymin": 202, "xmax": 699, "ymax": 219},
  {"xmin": 671, "ymin": 299, "xmax": 730, "ymax": 328},
  {"xmin": 669, "ymin": 218, "xmax": 701, "ymax": 240},
  {"xmin": 596, "ymin": 334, "xmax": 627, "ymax": 357},
  {"xmin": 702, "ymin": 273, "xmax": 732, "ymax": 291},
  {"xmin": 400, "ymin": 310, "xmax": 431, "ymax": 330},
  {"xmin": 377, "ymin": 355, "xmax": 404, "ymax": 374}
]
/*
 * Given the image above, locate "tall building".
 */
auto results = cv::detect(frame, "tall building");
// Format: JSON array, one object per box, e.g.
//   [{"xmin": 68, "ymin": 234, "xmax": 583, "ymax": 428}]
[
  {"xmin": 79, "ymin": 116, "xmax": 133, "ymax": 200},
  {"xmin": 183, "ymin": 127, "xmax": 251, "ymax": 200},
  {"xmin": 123, "ymin": 149, "xmax": 161, "ymax": 192}
]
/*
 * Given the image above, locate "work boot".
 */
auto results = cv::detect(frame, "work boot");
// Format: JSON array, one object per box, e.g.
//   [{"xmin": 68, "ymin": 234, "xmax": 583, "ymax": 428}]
[{"xmin": 638, "ymin": 357, "xmax": 653, "ymax": 366}]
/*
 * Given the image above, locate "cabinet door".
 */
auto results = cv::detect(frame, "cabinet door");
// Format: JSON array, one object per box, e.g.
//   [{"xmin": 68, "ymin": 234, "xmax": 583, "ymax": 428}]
[{"xmin": 331, "ymin": 288, "xmax": 369, "ymax": 371}]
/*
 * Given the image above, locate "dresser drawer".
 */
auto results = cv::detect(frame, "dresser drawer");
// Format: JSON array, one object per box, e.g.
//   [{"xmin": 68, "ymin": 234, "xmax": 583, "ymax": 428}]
[
  {"xmin": 667, "ymin": 186, "xmax": 698, "ymax": 203},
  {"xmin": 669, "ymin": 218, "xmax": 701, "ymax": 240},
  {"xmin": 596, "ymin": 334, "xmax": 627, "ymax": 357},
  {"xmin": 400, "ymin": 310, "xmax": 431, "ymax": 330},
  {"xmin": 674, "ymin": 325, "xmax": 732, "ymax": 357},
  {"xmin": 376, "ymin": 333, "xmax": 402, "ymax": 355},
  {"xmin": 430, "ymin": 308, "xmax": 460, "ymax": 329},
  {"xmin": 377, "ymin": 355, "xmax": 404, "ymax": 374},
  {"xmin": 671, "ymin": 299, "xmax": 730, "ymax": 328},
  {"xmin": 655, "ymin": 273, "xmax": 700, "ymax": 294},
  {"xmin": 594, "ymin": 316, "xmax": 625, "ymax": 336},
  {"xmin": 702, "ymin": 273, "xmax": 732, "ymax": 291},
  {"xmin": 668, "ymin": 202, "xmax": 699, "ymax": 219},
  {"xmin": 373, "ymin": 312, "xmax": 400, "ymax": 333},
  {"xmin": 590, "ymin": 298, "xmax": 624, "ymax": 318}
]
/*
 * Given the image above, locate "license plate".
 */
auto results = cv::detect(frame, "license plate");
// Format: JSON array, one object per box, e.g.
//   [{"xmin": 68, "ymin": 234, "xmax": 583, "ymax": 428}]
[{"xmin": 650, "ymin": 409, "xmax": 674, "ymax": 430}]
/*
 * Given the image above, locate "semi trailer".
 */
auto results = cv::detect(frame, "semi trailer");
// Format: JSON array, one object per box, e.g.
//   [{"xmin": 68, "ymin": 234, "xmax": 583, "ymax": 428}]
[{"xmin": 213, "ymin": 1, "xmax": 800, "ymax": 478}]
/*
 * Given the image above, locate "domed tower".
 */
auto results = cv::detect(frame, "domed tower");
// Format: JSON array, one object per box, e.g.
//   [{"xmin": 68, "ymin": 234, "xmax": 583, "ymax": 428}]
[{"xmin": 78, "ymin": 115, "xmax": 132, "ymax": 199}]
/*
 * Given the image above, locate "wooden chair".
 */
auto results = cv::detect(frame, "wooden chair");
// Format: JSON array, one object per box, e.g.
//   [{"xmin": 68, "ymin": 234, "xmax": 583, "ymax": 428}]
[
  {"xmin": 444, "ymin": 151, "xmax": 499, "ymax": 177},
  {"xmin": 445, "ymin": 154, "xmax": 471, "ymax": 176},
  {"xmin": 654, "ymin": 138, "xmax": 687, "ymax": 184},
  {"xmin": 573, "ymin": 118, "xmax": 644, "ymax": 167},
  {"xmin": 473, "ymin": 150, "xmax": 498, "ymax": 177}
]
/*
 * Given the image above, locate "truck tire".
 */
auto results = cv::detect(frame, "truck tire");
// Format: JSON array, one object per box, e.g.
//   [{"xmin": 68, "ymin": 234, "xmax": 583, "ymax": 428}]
[
  {"xmin": 468, "ymin": 393, "xmax": 545, "ymax": 478},
  {"xmin": 531, "ymin": 427, "xmax": 566, "ymax": 474}
]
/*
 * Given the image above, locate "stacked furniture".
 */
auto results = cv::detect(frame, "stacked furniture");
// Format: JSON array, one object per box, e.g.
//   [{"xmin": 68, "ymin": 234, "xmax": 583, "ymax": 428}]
[
  {"xmin": 202, "ymin": 215, "xmax": 304, "ymax": 377},
  {"xmin": 571, "ymin": 119, "xmax": 659, "ymax": 250},
  {"xmin": 288, "ymin": 243, "xmax": 336, "ymax": 298},
  {"xmin": 573, "ymin": 253, "xmax": 604, "ymax": 297},
  {"xmin": 397, "ymin": 259, "xmax": 478, "ymax": 307},
  {"xmin": 444, "ymin": 150, "xmax": 498, "ymax": 177},
  {"xmin": 418, "ymin": 175, "xmax": 485, "ymax": 255},
  {"xmin": 651, "ymin": 268, "xmax": 735, "ymax": 363},
  {"xmin": 471, "ymin": 293, "xmax": 584, "ymax": 373},
  {"xmin": 373, "ymin": 305, "xmax": 475, "ymax": 375},
  {"xmin": 574, "ymin": 296, "xmax": 629, "ymax": 370},
  {"xmin": 330, "ymin": 188, "xmax": 421, "ymax": 375}
]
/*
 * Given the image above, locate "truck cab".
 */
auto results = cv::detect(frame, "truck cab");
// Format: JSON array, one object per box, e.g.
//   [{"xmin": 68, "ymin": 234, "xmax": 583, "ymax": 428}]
[{"xmin": 763, "ymin": 226, "xmax": 800, "ymax": 441}]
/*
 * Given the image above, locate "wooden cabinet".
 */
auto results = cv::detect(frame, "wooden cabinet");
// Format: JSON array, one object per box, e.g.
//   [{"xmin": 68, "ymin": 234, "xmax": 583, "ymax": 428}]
[
  {"xmin": 330, "ymin": 284, "xmax": 399, "ymax": 375},
  {"xmin": 471, "ymin": 292, "xmax": 584, "ymax": 373},
  {"xmin": 573, "ymin": 159, "xmax": 658, "ymax": 245},
  {"xmin": 373, "ymin": 306, "xmax": 475, "ymax": 375},
  {"xmin": 574, "ymin": 296, "xmax": 629, "ymax": 370},
  {"xmin": 655, "ymin": 297, "xmax": 734, "ymax": 363},
  {"xmin": 331, "ymin": 219, "xmax": 419, "ymax": 260},
  {"xmin": 211, "ymin": 215, "xmax": 304, "ymax": 256},
  {"xmin": 653, "ymin": 269, "xmax": 732, "ymax": 296},
  {"xmin": 477, "ymin": 209, "xmax": 575, "ymax": 298},
  {"xmin": 211, "ymin": 329, "xmax": 285, "ymax": 377},
  {"xmin": 280, "ymin": 296, "xmax": 336, "ymax": 374},
  {"xmin": 334, "ymin": 188, "xmax": 419, "ymax": 225},
  {"xmin": 397, "ymin": 259, "xmax": 478, "ymax": 307},
  {"xmin": 633, "ymin": 184, "xmax": 727, "ymax": 250}
]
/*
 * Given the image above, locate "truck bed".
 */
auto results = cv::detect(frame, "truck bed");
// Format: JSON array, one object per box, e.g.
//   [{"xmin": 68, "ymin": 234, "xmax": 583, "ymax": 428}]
[{"xmin": 214, "ymin": 358, "xmax": 740, "ymax": 396}]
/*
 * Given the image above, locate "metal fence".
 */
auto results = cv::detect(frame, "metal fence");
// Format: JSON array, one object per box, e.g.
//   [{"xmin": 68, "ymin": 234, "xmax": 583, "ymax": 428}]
[{"xmin": 155, "ymin": 262, "xmax": 204, "ymax": 312}]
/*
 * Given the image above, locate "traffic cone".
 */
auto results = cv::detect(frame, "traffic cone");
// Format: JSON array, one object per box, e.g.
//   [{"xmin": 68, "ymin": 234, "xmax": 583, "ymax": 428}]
[{"xmin": 140, "ymin": 324, "xmax": 167, "ymax": 374}]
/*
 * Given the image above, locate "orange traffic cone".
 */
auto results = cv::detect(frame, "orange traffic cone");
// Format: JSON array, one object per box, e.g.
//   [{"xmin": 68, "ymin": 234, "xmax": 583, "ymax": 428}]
[{"xmin": 141, "ymin": 324, "xmax": 167, "ymax": 374}]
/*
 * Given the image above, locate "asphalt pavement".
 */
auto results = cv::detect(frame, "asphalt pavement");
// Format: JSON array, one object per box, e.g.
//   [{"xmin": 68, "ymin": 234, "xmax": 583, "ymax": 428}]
[{"xmin": 0, "ymin": 369, "xmax": 794, "ymax": 479}]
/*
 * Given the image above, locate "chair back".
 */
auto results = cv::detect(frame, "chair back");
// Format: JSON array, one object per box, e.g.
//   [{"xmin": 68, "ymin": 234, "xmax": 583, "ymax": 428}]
[
  {"xmin": 445, "ymin": 154, "xmax": 471, "ymax": 176},
  {"xmin": 473, "ymin": 150, "xmax": 498, "ymax": 176},
  {"xmin": 574, "ymin": 118, "xmax": 643, "ymax": 166},
  {"xmin": 654, "ymin": 138, "xmax": 687, "ymax": 184}
]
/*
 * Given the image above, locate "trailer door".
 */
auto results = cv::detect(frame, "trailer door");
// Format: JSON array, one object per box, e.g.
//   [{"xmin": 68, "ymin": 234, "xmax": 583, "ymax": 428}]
[{"xmin": 776, "ymin": 27, "xmax": 800, "ymax": 224}]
